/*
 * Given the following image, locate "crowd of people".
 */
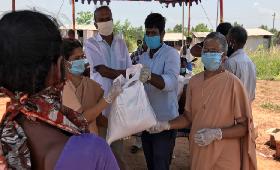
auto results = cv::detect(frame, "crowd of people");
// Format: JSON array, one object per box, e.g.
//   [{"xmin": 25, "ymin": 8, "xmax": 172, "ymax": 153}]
[{"xmin": 0, "ymin": 5, "xmax": 257, "ymax": 170}]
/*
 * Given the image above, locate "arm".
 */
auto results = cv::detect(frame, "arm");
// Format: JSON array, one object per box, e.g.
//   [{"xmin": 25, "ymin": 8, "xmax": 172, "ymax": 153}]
[
  {"xmin": 83, "ymin": 98, "xmax": 109, "ymax": 123},
  {"xmin": 194, "ymin": 80, "xmax": 251, "ymax": 146},
  {"xmin": 169, "ymin": 111, "xmax": 191, "ymax": 129},
  {"xmin": 148, "ymin": 84, "xmax": 193, "ymax": 133},
  {"xmin": 148, "ymin": 73, "xmax": 165, "ymax": 90},
  {"xmin": 83, "ymin": 79, "xmax": 122, "ymax": 123},
  {"xmin": 221, "ymin": 117, "xmax": 248, "ymax": 139},
  {"xmin": 144, "ymin": 50, "xmax": 180, "ymax": 91},
  {"xmin": 190, "ymin": 43, "xmax": 203, "ymax": 57},
  {"xmin": 95, "ymin": 65, "xmax": 126, "ymax": 80}
]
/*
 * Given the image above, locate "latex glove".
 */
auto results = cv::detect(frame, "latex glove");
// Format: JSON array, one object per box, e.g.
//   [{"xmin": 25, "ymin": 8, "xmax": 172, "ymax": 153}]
[
  {"xmin": 139, "ymin": 66, "xmax": 151, "ymax": 83},
  {"xmin": 148, "ymin": 121, "xmax": 170, "ymax": 134},
  {"xmin": 194, "ymin": 128, "xmax": 222, "ymax": 147},
  {"xmin": 104, "ymin": 79, "xmax": 123, "ymax": 104}
]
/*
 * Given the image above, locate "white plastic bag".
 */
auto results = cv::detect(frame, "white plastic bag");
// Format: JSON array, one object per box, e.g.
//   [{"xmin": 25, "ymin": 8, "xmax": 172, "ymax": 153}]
[
  {"xmin": 106, "ymin": 64, "xmax": 157, "ymax": 145},
  {"xmin": 177, "ymin": 75, "xmax": 191, "ymax": 100}
]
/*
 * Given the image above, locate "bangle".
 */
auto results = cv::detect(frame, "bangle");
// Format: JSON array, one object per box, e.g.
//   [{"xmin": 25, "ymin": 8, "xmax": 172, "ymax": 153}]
[
  {"xmin": 103, "ymin": 96, "xmax": 112, "ymax": 104},
  {"xmin": 217, "ymin": 128, "xmax": 223, "ymax": 140}
]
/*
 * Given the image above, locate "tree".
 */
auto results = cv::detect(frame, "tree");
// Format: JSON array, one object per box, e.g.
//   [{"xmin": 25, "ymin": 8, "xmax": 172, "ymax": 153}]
[
  {"xmin": 269, "ymin": 28, "xmax": 278, "ymax": 35},
  {"xmin": 173, "ymin": 24, "xmax": 183, "ymax": 33},
  {"xmin": 76, "ymin": 11, "xmax": 94, "ymax": 25},
  {"xmin": 259, "ymin": 25, "xmax": 269, "ymax": 31},
  {"xmin": 191, "ymin": 23, "xmax": 211, "ymax": 32},
  {"xmin": 233, "ymin": 21, "xmax": 243, "ymax": 27},
  {"xmin": 113, "ymin": 20, "xmax": 144, "ymax": 52}
]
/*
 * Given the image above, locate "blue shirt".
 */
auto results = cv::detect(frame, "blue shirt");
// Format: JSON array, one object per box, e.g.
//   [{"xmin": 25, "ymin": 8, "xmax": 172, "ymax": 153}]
[{"xmin": 139, "ymin": 43, "xmax": 180, "ymax": 121}]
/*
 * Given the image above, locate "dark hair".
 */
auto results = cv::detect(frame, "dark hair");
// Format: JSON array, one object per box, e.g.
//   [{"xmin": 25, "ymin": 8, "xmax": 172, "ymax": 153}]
[
  {"xmin": 0, "ymin": 11, "xmax": 62, "ymax": 94},
  {"xmin": 68, "ymin": 29, "xmax": 75, "ymax": 36},
  {"xmin": 186, "ymin": 37, "xmax": 193, "ymax": 42},
  {"xmin": 180, "ymin": 57, "xmax": 187, "ymax": 65},
  {"xmin": 145, "ymin": 13, "xmax": 166, "ymax": 34},
  {"xmin": 216, "ymin": 22, "xmax": 233, "ymax": 36},
  {"xmin": 94, "ymin": 6, "xmax": 112, "ymax": 21},
  {"xmin": 61, "ymin": 40, "xmax": 82, "ymax": 60},
  {"xmin": 228, "ymin": 26, "xmax": 248, "ymax": 47}
]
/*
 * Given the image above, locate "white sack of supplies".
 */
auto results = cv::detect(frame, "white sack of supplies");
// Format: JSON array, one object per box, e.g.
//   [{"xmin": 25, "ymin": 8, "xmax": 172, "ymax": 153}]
[{"xmin": 106, "ymin": 64, "xmax": 157, "ymax": 145}]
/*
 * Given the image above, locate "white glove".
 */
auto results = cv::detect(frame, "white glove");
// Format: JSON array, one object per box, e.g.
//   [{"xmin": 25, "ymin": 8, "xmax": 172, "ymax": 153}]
[
  {"xmin": 139, "ymin": 66, "xmax": 151, "ymax": 83},
  {"xmin": 104, "ymin": 79, "xmax": 123, "ymax": 104},
  {"xmin": 148, "ymin": 121, "xmax": 170, "ymax": 134},
  {"xmin": 194, "ymin": 128, "xmax": 222, "ymax": 147}
]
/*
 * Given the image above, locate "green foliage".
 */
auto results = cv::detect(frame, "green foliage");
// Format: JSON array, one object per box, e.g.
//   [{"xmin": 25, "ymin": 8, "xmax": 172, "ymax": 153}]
[
  {"xmin": 173, "ymin": 24, "xmax": 183, "ymax": 33},
  {"xmin": 76, "ymin": 11, "xmax": 94, "ymax": 25},
  {"xmin": 260, "ymin": 102, "xmax": 280, "ymax": 111},
  {"xmin": 248, "ymin": 47, "xmax": 280, "ymax": 80},
  {"xmin": 259, "ymin": 25, "xmax": 269, "ymax": 31},
  {"xmin": 191, "ymin": 23, "xmax": 211, "ymax": 32},
  {"xmin": 193, "ymin": 47, "xmax": 280, "ymax": 81},
  {"xmin": 233, "ymin": 21, "xmax": 243, "ymax": 27},
  {"xmin": 113, "ymin": 20, "xmax": 144, "ymax": 52}
]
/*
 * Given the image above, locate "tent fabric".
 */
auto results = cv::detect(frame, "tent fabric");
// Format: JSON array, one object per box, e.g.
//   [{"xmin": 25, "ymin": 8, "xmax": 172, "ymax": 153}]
[{"xmin": 75, "ymin": 0, "xmax": 201, "ymax": 7}]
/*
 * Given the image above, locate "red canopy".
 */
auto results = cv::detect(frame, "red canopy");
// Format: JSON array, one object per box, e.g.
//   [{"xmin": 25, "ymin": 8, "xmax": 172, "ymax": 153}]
[{"xmin": 75, "ymin": 0, "xmax": 201, "ymax": 7}]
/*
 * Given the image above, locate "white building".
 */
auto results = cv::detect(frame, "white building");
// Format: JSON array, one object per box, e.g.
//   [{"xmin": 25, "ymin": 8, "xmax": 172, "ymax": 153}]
[
  {"xmin": 192, "ymin": 28, "xmax": 274, "ymax": 51},
  {"xmin": 60, "ymin": 25, "xmax": 98, "ymax": 44},
  {"xmin": 164, "ymin": 33, "xmax": 186, "ymax": 50}
]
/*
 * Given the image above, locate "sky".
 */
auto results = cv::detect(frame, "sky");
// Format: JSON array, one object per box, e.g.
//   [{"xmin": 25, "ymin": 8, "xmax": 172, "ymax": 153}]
[{"xmin": 1, "ymin": 0, "xmax": 280, "ymax": 30}]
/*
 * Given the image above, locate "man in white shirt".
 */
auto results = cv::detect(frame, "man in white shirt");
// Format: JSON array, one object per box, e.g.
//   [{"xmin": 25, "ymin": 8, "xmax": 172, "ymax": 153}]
[
  {"xmin": 84, "ymin": 6, "xmax": 132, "ymax": 170},
  {"xmin": 225, "ymin": 26, "xmax": 256, "ymax": 103},
  {"xmin": 180, "ymin": 37, "xmax": 194, "ymax": 73}
]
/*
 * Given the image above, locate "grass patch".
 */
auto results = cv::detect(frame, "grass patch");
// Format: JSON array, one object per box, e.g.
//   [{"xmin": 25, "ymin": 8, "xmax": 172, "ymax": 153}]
[
  {"xmin": 260, "ymin": 102, "xmax": 280, "ymax": 111},
  {"xmin": 192, "ymin": 46, "xmax": 280, "ymax": 81},
  {"xmin": 248, "ymin": 46, "xmax": 280, "ymax": 80}
]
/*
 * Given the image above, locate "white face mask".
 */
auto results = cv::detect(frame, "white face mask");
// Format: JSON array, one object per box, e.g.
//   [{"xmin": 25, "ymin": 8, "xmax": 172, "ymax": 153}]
[{"xmin": 97, "ymin": 20, "xmax": 113, "ymax": 36}]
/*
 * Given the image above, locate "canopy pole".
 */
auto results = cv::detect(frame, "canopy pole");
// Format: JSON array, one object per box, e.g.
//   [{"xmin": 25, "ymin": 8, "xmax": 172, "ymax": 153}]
[
  {"xmin": 182, "ymin": 1, "xmax": 185, "ymax": 47},
  {"xmin": 187, "ymin": 0, "xmax": 191, "ymax": 36},
  {"xmin": 220, "ymin": 0, "xmax": 224, "ymax": 23},
  {"xmin": 72, "ymin": 0, "xmax": 76, "ymax": 30},
  {"xmin": 12, "ymin": 0, "xmax": 15, "ymax": 12}
]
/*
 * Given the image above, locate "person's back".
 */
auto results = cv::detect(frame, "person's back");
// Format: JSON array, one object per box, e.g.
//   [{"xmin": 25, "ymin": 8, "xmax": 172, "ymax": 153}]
[
  {"xmin": 0, "ymin": 10, "xmax": 119, "ymax": 170},
  {"xmin": 225, "ymin": 26, "xmax": 256, "ymax": 102},
  {"xmin": 225, "ymin": 49, "xmax": 256, "ymax": 101}
]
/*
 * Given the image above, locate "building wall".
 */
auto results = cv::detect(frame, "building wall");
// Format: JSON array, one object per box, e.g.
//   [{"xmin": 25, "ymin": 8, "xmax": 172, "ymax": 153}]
[
  {"xmin": 245, "ymin": 36, "xmax": 271, "ymax": 51},
  {"xmin": 193, "ymin": 36, "xmax": 271, "ymax": 51},
  {"xmin": 193, "ymin": 37, "xmax": 205, "ymax": 44},
  {"xmin": 60, "ymin": 29, "xmax": 98, "ymax": 45}
]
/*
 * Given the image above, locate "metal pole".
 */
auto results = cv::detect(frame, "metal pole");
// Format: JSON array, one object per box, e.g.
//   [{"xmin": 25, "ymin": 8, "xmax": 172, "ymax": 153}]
[
  {"xmin": 12, "ymin": 0, "xmax": 15, "ymax": 12},
  {"xmin": 182, "ymin": 2, "xmax": 185, "ymax": 47},
  {"xmin": 72, "ymin": 0, "xmax": 76, "ymax": 31},
  {"xmin": 273, "ymin": 12, "xmax": 276, "ymax": 30},
  {"xmin": 216, "ymin": 0, "xmax": 219, "ymax": 28},
  {"xmin": 188, "ymin": 0, "xmax": 191, "ymax": 36},
  {"xmin": 220, "ymin": 0, "xmax": 224, "ymax": 23}
]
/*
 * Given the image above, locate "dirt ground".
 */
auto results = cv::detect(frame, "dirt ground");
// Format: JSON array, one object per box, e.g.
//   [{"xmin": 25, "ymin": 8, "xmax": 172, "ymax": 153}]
[{"xmin": 0, "ymin": 80, "xmax": 280, "ymax": 169}]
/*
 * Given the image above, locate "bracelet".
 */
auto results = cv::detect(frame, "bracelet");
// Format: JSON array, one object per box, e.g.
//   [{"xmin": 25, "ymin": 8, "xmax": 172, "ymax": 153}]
[
  {"xmin": 103, "ymin": 95, "xmax": 112, "ymax": 104},
  {"xmin": 217, "ymin": 128, "xmax": 223, "ymax": 140}
]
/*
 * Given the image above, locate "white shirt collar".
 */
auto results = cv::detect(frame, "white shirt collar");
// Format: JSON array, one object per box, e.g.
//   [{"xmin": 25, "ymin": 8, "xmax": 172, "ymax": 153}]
[{"xmin": 93, "ymin": 32, "xmax": 122, "ymax": 43}]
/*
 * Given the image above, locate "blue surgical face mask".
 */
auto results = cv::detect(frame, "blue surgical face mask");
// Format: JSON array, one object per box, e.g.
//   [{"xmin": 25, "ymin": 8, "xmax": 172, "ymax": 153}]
[
  {"xmin": 69, "ymin": 59, "xmax": 86, "ymax": 75},
  {"xmin": 144, "ymin": 34, "xmax": 161, "ymax": 49},
  {"xmin": 201, "ymin": 52, "xmax": 223, "ymax": 71}
]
